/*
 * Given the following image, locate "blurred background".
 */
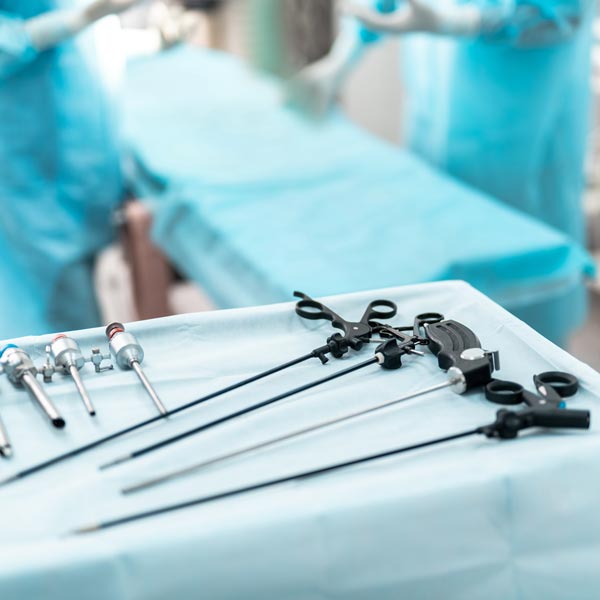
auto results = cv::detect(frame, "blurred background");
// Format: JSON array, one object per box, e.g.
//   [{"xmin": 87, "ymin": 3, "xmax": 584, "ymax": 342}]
[{"xmin": 1, "ymin": 0, "xmax": 599, "ymax": 364}]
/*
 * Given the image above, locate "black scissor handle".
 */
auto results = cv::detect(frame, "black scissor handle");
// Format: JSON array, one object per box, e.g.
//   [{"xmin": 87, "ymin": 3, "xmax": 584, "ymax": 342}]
[
  {"xmin": 534, "ymin": 371, "xmax": 578, "ymax": 398},
  {"xmin": 413, "ymin": 312, "xmax": 444, "ymax": 335},
  {"xmin": 360, "ymin": 299, "xmax": 397, "ymax": 323},
  {"xmin": 485, "ymin": 379, "xmax": 525, "ymax": 406},
  {"xmin": 486, "ymin": 371, "xmax": 579, "ymax": 409},
  {"xmin": 293, "ymin": 292, "xmax": 341, "ymax": 322},
  {"xmin": 294, "ymin": 292, "xmax": 396, "ymax": 341}
]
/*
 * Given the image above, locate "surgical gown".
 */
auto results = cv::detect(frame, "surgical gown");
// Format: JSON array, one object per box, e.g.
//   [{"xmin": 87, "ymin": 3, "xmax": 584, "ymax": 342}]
[
  {"xmin": 355, "ymin": 1, "xmax": 595, "ymax": 244},
  {"xmin": 0, "ymin": 1, "xmax": 123, "ymax": 336},
  {"xmin": 372, "ymin": 0, "xmax": 594, "ymax": 245}
]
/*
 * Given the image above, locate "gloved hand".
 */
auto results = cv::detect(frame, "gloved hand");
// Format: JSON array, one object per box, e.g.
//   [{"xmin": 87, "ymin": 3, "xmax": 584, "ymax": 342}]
[
  {"xmin": 342, "ymin": 0, "xmax": 483, "ymax": 36},
  {"xmin": 286, "ymin": 18, "xmax": 364, "ymax": 118},
  {"xmin": 25, "ymin": 0, "xmax": 141, "ymax": 52},
  {"xmin": 84, "ymin": 0, "xmax": 141, "ymax": 23}
]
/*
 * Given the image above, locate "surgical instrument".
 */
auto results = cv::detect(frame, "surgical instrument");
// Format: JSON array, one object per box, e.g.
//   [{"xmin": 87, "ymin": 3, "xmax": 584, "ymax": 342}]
[
  {"xmin": 0, "ymin": 412, "xmax": 12, "ymax": 457},
  {"xmin": 0, "ymin": 345, "xmax": 65, "ymax": 429},
  {"xmin": 106, "ymin": 322, "xmax": 167, "ymax": 416},
  {"xmin": 0, "ymin": 294, "xmax": 399, "ymax": 486},
  {"xmin": 100, "ymin": 322, "xmax": 433, "ymax": 471},
  {"xmin": 50, "ymin": 335, "xmax": 96, "ymax": 416},
  {"xmin": 74, "ymin": 404, "xmax": 591, "ymax": 534},
  {"xmin": 484, "ymin": 371, "xmax": 578, "ymax": 409},
  {"xmin": 122, "ymin": 318, "xmax": 498, "ymax": 494}
]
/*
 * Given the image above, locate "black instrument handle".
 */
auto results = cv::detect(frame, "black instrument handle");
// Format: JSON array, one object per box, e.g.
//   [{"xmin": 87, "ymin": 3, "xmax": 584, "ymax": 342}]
[
  {"xmin": 481, "ymin": 408, "xmax": 591, "ymax": 439},
  {"xmin": 425, "ymin": 320, "xmax": 482, "ymax": 369},
  {"xmin": 534, "ymin": 372, "xmax": 579, "ymax": 399},
  {"xmin": 485, "ymin": 379, "xmax": 524, "ymax": 405},
  {"xmin": 530, "ymin": 408, "xmax": 590, "ymax": 430},
  {"xmin": 294, "ymin": 291, "xmax": 344, "ymax": 323},
  {"xmin": 425, "ymin": 320, "xmax": 496, "ymax": 392},
  {"xmin": 359, "ymin": 299, "xmax": 397, "ymax": 323}
]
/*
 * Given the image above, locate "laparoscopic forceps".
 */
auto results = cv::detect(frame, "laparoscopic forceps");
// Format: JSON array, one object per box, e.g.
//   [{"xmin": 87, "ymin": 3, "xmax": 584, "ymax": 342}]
[
  {"xmin": 0, "ymin": 412, "xmax": 11, "ymax": 457},
  {"xmin": 0, "ymin": 293, "xmax": 399, "ymax": 486},
  {"xmin": 122, "ymin": 318, "xmax": 499, "ymax": 494},
  {"xmin": 106, "ymin": 322, "xmax": 167, "ymax": 416},
  {"xmin": 0, "ymin": 344, "xmax": 65, "ymax": 429},
  {"xmin": 99, "ymin": 311, "xmax": 441, "ymax": 470},
  {"xmin": 50, "ymin": 335, "xmax": 96, "ymax": 416},
  {"xmin": 74, "ymin": 404, "xmax": 590, "ymax": 534}
]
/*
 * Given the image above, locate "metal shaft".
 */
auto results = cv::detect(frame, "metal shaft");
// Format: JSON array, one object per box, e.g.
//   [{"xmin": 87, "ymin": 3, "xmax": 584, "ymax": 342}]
[
  {"xmin": 101, "ymin": 356, "xmax": 380, "ymax": 470},
  {"xmin": 22, "ymin": 372, "xmax": 65, "ymax": 429},
  {"xmin": 123, "ymin": 378, "xmax": 457, "ymax": 494},
  {"xmin": 131, "ymin": 360, "xmax": 167, "ymax": 416},
  {"xmin": 75, "ymin": 427, "xmax": 479, "ymax": 534},
  {"xmin": 69, "ymin": 366, "xmax": 96, "ymax": 417},
  {"xmin": 0, "ymin": 351, "xmax": 318, "ymax": 488},
  {"xmin": 0, "ymin": 414, "xmax": 12, "ymax": 458}
]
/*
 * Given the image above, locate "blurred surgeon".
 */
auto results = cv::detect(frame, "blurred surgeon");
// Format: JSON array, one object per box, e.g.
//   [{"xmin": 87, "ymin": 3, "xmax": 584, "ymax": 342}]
[
  {"xmin": 0, "ymin": 0, "xmax": 139, "ymax": 334},
  {"xmin": 294, "ymin": 0, "xmax": 596, "ymax": 245}
]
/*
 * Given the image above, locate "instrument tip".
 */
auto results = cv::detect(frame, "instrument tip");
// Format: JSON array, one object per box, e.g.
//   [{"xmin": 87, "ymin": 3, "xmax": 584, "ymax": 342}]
[
  {"xmin": 0, "ymin": 473, "xmax": 18, "ymax": 487},
  {"xmin": 120, "ymin": 480, "xmax": 151, "ymax": 495},
  {"xmin": 71, "ymin": 523, "xmax": 101, "ymax": 535},
  {"xmin": 53, "ymin": 418, "xmax": 66, "ymax": 429},
  {"xmin": 99, "ymin": 455, "xmax": 130, "ymax": 470},
  {"xmin": 0, "ymin": 445, "xmax": 13, "ymax": 458}
]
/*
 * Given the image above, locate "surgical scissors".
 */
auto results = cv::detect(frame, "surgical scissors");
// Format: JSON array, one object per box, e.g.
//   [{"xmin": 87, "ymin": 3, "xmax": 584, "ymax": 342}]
[{"xmin": 293, "ymin": 291, "xmax": 398, "ymax": 361}]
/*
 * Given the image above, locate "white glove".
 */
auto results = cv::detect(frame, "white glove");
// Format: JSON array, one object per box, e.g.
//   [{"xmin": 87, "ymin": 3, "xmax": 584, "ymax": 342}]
[
  {"xmin": 25, "ymin": 0, "xmax": 141, "ymax": 52},
  {"xmin": 83, "ymin": 0, "xmax": 141, "ymax": 23},
  {"xmin": 286, "ymin": 18, "xmax": 365, "ymax": 118},
  {"xmin": 342, "ymin": 0, "xmax": 483, "ymax": 37}
]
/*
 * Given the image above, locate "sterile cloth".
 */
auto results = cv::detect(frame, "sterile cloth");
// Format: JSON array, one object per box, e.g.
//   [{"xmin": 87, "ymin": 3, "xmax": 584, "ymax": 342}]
[
  {"xmin": 122, "ymin": 46, "xmax": 593, "ymax": 345},
  {"xmin": 0, "ymin": 281, "xmax": 599, "ymax": 599}
]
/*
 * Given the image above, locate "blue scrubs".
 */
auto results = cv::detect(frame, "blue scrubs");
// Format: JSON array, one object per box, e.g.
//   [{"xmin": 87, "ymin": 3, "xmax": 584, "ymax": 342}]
[
  {"xmin": 347, "ymin": 0, "xmax": 594, "ymax": 344},
  {"xmin": 0, "ymin": 1, "xmax": 123, "ymax": 335},
  {"xmin": 401, "ymin": 0, "xmax": 595, "ymax": 244},
  {"xmin": 356, "ymin": 0, "xmax": 594, "ymax": 244}
]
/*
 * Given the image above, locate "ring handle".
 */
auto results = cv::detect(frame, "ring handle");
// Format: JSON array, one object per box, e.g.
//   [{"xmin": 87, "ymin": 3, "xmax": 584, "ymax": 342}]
[
  {"xmin": 361, "ymin": 299, "xmax": 397, "ymax": 322},
  {"xmin": 534, "ymin": 371, "xmax": 579, "ymax": 398},
  {"xmin": 415, "ymin": 312, "xmax": 445, "ymax": 326},
  {"xmin": 294, "ymin": 291, "xmax": 338, "ymax": 322},
  {"xmin": 485, "ymin": 379, "xmax": 524, "ymax": 405},
  {"xmin": 295, "ymin": 299, "xmax": 331, "ymax": 321},
  {"xmin": 413, "ymin": 312, "xmax": 444, "ymax": 336}
]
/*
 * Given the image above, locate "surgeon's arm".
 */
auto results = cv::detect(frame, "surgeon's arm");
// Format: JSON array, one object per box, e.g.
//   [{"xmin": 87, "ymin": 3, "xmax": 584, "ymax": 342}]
[
  {"xmin": 344, "ymin": 0, "xmax": 482, "ymax": 36},
  {"xmin": 345, "ymin": 0, "xmax": 594, "ymax": 47},
  {"xmin": 24, "ymin": 0, "xmax": 140, "ymax": 51},
  {"xmin": 288, "ymin": 0, "xmax": 398, "ymax": 116}
]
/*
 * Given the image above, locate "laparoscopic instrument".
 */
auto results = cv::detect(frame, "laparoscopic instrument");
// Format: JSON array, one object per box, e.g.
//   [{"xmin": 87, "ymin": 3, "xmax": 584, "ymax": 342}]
[
  {"xmin": 99, "ymin": 311, "xmax": 443, "ymax": 470},
  {"xmin": 0, "ymin": 337, "xmax": 112, "ymax": 455},
  {"xmin": 122, "ymin": 319, "xmax": 499, "ymax": 493},
  {"xmin": 0, "ymin": 344, "xmax": 66, "ymax": 429},
  {"xmin": 106, "ymin": 322, "xmax": 167, "ymax": 416},
  {"xmin": 49, "ymin": 335, "xmax": 98, "ymax": 416},
  {"xmin": 75, "ymin": 397, "xmax": 590, "ymax": 534},
  {"xmin": 0, "ymin": 293, "xmax": 400, "ymax": 485},
  {"xmin": 0, "ymin": 412, "xmax": 12, "ymax": 457}
]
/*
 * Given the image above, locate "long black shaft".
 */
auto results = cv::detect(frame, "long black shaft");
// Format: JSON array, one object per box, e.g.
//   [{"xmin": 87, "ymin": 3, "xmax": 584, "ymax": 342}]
[
  {"xmin": 0, "ymin": 352, "xmax": 316, "ymax": 487},
  {"xmin": 75, "ymin": 428, "xmax": 478, "ymax": 533},
  {"xmin": 102, "ymin": 357, "xmax": 380, "ymax": 469}
]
